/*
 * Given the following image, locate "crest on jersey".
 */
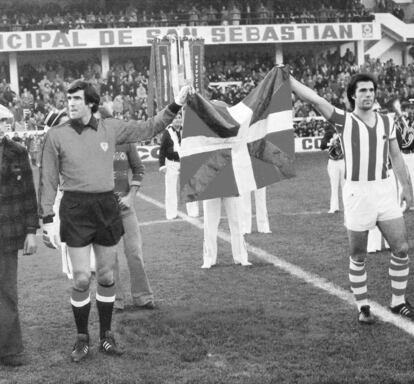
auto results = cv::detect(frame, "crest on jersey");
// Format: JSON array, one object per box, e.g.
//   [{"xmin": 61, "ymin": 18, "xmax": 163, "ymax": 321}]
[{"xmin": 100, "ymin": 142, "xmax": 109, "ymax": 151}]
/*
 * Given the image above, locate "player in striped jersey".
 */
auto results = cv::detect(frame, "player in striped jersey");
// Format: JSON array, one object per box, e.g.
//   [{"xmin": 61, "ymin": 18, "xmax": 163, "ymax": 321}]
[{"xmin": 290, "ymin": 73, "xmax": 413, "ymax": 324}]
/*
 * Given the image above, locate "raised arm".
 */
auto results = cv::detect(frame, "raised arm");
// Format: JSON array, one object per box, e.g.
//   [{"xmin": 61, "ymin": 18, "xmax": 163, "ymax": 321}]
[
  {"xmin": 289, "ymin": 76, "xmax": 335, "ymax": 121},
  {"xmin": 115, "ymin": 85, "xmax": 192, "ymax": 144},
  {"xmin": 115, "ymin": 104, "xmax": 179, "ymax": 145}
]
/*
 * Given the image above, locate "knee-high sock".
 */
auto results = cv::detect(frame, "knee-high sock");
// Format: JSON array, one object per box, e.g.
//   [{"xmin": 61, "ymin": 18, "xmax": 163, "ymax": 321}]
[
  {"xmin": 96, "ymin": 283, "xmax": 116, "ymax": 339},
  {"xmin": 389, "ymin": 254, "xmax": 409, "ymax": 307},
  {"xmin": 71, "ymin": 288, "xmax": 91, "ymax": 335},
  {"xmin": 349, "ymin": 257, "xmax": 368, "ymax": 310}
]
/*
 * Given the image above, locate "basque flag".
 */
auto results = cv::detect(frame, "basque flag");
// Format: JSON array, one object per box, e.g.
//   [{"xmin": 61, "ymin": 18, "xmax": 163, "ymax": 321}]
[{"xmin": 180, "ymin": 65, "xmax": 295, "ymax": 202}]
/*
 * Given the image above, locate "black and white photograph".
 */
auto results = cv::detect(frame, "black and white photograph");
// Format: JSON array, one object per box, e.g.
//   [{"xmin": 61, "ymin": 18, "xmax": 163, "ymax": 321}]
[{"xmin": 1, "ymin": 0, "xmax": 414, "ymax": 382}]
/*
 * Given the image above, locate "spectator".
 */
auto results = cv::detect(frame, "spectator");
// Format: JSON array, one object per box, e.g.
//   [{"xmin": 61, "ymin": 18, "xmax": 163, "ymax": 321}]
[
  {"xmin": 112, "ymin": 95, "xmax": 124, "ymax": 118},
  {"xmin": 245, "ymin": 3, "xmax": 252, "ymax": 24},
  {"xmin": 20, "ymin": 88, "xmax": 34, "ymax": 110},
  {"xmin": 0, "ymin": 1, "xmax": 374, "ymax": 30},
  {"xmin": 393, "ymin": 5, "xmax": 405, "ymax": 20},
  {"xmin": 199, "ymin": 6, "xmax": 209, "ymax": 26},
  {"xmin": 28, "ymin": 133, "xmax": 41, "ymax": 166},
  {"xmin": 257, "ymin": 3, "xmax": 270, "ymax": 24},
  {"xmin": 207, "ymin": 4, "xmax": 218, "ymax": 25},
  {"xmin": 3, "ymin": 47, "xmax": 414, "ymax": 138},
  {"xmin": 136, "ymin": 83, "xmax": 147, "ymax": 100},
  {"xmin": 11, "ymin": 132, "xmax": 22, "ymax": 143},
  {"xmin": 220, "ymin": 5, "xmax": 229, "ymax": 25},
  {"xmin": 188, "ymin": 6, "xmax": 199, "ymax": 26},
  {"xmin": 230, "ymin": 5, "xmax": 242, "ymax": 25}
]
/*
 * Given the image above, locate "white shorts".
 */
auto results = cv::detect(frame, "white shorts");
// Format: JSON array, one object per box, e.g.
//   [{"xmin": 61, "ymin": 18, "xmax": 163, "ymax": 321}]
[{"xmin": 342, "ymin": 176, "xmax": 402, "ymax": 232}]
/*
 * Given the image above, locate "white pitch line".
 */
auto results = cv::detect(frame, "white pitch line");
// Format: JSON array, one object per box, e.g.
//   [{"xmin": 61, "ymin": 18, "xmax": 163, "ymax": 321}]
[
  {"xmin": 135, "ymin": 212, "xmax": 326, "ymax": 227},
  {"xmin": 136, "ymin": 192, "xmax": 205, "ymax": 229},
  {"xmin": 137, "ymin": 191, "xmax": 414, "ymax": 338},
  {"xmin": 139, "ymin": 218, "xmax": 186, "ymax": 226},
  {"xmin": 277, "ymin": 210, "xmax": 326, "ymax": 216}
]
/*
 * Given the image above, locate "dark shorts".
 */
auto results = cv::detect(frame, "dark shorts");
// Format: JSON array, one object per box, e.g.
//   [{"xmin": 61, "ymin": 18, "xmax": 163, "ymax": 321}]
[{"xmin": 60, "ymin": 191, "xmax": 124, "ymax": 247}]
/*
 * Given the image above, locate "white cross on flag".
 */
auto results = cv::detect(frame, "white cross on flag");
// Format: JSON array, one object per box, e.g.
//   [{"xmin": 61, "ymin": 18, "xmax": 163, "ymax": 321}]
[{"xmin": 180, "ymin": 65, "xmax": 295, "ymax": 202}]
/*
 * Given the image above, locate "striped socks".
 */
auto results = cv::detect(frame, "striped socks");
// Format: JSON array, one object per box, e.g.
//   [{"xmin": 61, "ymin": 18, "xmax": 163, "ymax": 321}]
[
  {"xmin": 349, "ymin": 257, "xmax": 368, "ymax": 310},
  {"xmin": 389, "ymin": 254, "xmax": 409, "ymax": 308},
  {"xmin": 96, "ymin": 282, "xmax": 116, "ymax": 340},
  {"xmin": 349, "ymin": 254, "xmax": 409, "ymax": 310},
  {"xmin": 71, "ymin": 288, "xmax": 91, "ymax": 335}
]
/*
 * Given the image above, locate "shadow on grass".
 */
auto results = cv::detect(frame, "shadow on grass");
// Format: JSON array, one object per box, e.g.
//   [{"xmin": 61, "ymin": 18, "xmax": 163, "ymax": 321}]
[
  {"xmin": 117, "ymin": 306, "xmax": 275, "ymax": 363},
  {"xmin": 113, "ymin": 303, "xmax": 414, "ymax": 384},
  {"xmin": 201, "ymin": 262, "xmax": 273, "ymax": 270}
]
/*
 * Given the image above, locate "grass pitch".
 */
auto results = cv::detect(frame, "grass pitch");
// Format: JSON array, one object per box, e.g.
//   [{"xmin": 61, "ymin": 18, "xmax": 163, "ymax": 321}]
[{"xmin": 3, "ymin": 152, "xmax": 414, "ymax": 384}]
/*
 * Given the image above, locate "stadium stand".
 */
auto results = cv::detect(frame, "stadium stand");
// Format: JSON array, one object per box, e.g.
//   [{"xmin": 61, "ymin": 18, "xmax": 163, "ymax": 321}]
[
  {"xmin": 2, "ymin": 50, "xmax": 414, "ymax": 139},
  {"xmin": 1, "ymin": 0, "xmax": 413, "ymax": 141},
  {"xmin": 0, "ymin": 0, "xmax": 373, "ymax": 32}
]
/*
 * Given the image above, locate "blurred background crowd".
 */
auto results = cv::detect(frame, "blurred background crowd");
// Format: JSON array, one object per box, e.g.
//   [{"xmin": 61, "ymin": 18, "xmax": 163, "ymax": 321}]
[
  {"xmin": 2, "ymin": 51, "xmax": 414, "ymax": 141},
  {"xmin": 0, "ymin": 0, "xmax": 376, "ymax": 32},
  {"xmin": 1, "ymin": 0, "xmax": 413, "ymax": 146}
]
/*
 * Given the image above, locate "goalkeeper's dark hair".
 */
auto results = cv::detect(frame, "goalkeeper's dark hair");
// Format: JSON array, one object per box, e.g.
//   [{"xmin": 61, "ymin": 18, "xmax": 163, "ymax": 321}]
[{"xmin": 67, "ymin": 80, "xmax": 100, "ymax": 113}]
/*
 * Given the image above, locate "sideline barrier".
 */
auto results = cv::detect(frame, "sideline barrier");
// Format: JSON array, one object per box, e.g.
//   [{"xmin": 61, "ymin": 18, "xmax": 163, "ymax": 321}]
[
  {"xmin": 0, "ymin": 23, "xmax": 380, "ymax": 52},
  {"xmin": 295, "ymin": 137, "xmax": 323, "ymax": 153},
  {"xmin": 137, "ymin": 137, "xmax": 323, "ymax": 162},
  {"xmin": 6, "ymin": 131, "xmax": 323, "ymax": 161}
]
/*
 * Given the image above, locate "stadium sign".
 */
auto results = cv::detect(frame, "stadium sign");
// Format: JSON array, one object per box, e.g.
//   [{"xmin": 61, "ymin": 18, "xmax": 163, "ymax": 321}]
[
  {"xmin": 136, "ymin": 139, "xmax": 323, "ymax": 162},
  {"xmin": 147, "ymin": 23, "xmax": 379, "ymax": 44},
  {"xmin": 135, "ymin": 145, "xmax": 160, "ymax": 161},
  {"xmin": 6, "ymin": 135, "xmax": 323, "ymax": 158},
  {"xmin": 0, "ymin": 23, "xmax": 380, "ymax": 52},
  {"xmin": 295, "ymin": 137, "xmax": 323, "ymax": 152}
]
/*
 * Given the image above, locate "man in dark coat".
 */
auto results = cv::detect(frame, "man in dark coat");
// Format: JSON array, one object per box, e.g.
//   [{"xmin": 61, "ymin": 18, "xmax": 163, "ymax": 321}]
[{"xmin": 0, "ymin": 105, "xmax": 38, "ymax": 366}]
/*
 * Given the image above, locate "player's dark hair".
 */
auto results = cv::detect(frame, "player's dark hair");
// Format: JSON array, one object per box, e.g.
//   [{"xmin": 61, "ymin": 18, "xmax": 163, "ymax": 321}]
[
  {"xmin": 67, "ymin": 80, "xmax": 100, "ymax": 113},
  {"xmin": 346, "ymin": 73, "xmax": 377, "ymax": 110}
]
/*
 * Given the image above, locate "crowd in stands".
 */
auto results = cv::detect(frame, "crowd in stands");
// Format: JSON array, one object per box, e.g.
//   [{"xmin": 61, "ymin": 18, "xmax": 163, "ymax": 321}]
[
  {"xmin": 2, "ymin": 46, "xmax": 414, "ymax": 141},
  {"xmin": 375, "ymin": 0, "xmax": 406, "ymax": 21},
  {"xmin": 207, "ymin": 49, "xmax": 414, "ymax": 135},
  {"xmin": 7, "ymin": 130, "xmax": 46, "ymax": 166},
  {"xmin": 0, "ymin": 0, "xmax": 373, "ymax": 32}
]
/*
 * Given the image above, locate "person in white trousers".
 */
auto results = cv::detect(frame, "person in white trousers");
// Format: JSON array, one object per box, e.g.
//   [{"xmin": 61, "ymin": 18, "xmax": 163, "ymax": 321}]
[
  {"xmin": 159, "ymin": 114, "xmax": 199, "ymax": 219},
  {"xmin": 240, "ymin": 188, "xmax": 271, "ymax": 234},
  {"xmin": 320, "ymin": 125, "xmax": 345, "ymax": 213},
  {"xmin": 202, "ymin": 196, "xmax": 251, "ymax": 269}
]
